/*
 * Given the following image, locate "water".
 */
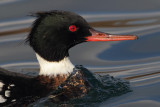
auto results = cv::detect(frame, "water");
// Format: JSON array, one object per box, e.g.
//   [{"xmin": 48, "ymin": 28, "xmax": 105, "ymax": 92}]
[{"xmin": 1, "ymin": 0, "xmax": 160, "ymax": 106}]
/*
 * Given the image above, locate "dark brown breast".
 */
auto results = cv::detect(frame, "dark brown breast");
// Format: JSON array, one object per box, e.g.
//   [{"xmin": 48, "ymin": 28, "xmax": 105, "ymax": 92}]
[
  {"xmin": 36, "ymin": 74, "xmax": 68, "ymax": 89},
  {"xmin": 48, "ymin": 69, "xmax": 91, "ymax": 102}
]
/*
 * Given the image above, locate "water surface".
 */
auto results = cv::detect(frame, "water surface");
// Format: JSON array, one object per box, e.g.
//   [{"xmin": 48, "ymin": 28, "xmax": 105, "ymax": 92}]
[{"xmin": 1, "ymin": 0, "xmax": 160, "ymax": 107}]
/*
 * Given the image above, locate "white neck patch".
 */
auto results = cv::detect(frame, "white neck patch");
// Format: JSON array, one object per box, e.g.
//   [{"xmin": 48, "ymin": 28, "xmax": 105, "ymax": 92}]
[{"xmin": 36, "ymin": 53, "xmax": 74, "ymax": 76}]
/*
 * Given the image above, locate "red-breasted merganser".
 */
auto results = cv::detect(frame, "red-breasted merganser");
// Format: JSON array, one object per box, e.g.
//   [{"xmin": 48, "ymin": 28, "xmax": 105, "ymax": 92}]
[{"xmin": 0, "ymin": 10, "xmax": 137, "ymax": 106}]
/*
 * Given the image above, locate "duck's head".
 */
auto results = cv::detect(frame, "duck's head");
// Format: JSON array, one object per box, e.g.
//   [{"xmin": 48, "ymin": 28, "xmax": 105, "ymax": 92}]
[{"xmin": 27, "ymin": 10, "xmax": 137, "ymax": 76}]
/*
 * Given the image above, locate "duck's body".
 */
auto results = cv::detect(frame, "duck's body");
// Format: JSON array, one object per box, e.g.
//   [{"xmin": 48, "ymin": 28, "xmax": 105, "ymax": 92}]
[
  {"xmin": 0, "ymin": 68, "xmax": 54, "ymax": 105},
  {"xmin": 0, "ymin": 10, "xmax": 137, "ymax": 106},
  {"xmin": 0, "ymin": 66, "xmax": 91, "ymax": 106}
]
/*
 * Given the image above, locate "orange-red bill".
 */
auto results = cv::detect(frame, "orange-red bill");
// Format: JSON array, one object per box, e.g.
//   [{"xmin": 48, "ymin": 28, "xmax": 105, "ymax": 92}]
[{"xmin": 85, "ymin": 29, "xmax": 138, "ymax": 41}]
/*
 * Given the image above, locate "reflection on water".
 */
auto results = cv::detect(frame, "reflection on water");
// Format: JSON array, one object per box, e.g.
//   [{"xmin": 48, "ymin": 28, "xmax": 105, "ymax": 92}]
[
  {"xmin": 98, "ymin": 31, "xmax": 160, "ymax": 61},
  {"xmin": 0, "ymin": 8, "xmax": 160, "ymax": 107},
  {"xmin": 89, "ymin": 17, "xmax": 160, "ymax": 27},
  {"xmin": 0, "ymin": 0, "xmax": 20, "ymax": 5}
]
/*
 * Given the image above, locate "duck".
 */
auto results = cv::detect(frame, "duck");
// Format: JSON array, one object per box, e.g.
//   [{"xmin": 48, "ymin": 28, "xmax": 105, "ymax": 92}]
[{"xmin": 0, "ymin": 10, "xmax": 137, "ymax": 106}]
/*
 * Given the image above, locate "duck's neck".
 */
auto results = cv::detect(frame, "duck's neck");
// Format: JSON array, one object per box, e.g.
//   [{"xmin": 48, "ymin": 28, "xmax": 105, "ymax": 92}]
[{"xmin": 36, "ymin": 53, "xmax": 74, "ymax": 76}]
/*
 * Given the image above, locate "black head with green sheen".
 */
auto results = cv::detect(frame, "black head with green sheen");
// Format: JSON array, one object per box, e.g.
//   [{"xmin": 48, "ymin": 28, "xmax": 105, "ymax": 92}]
[{"xmin": 27, "ymin": 10, "xmax": 137, "ymax": 62}]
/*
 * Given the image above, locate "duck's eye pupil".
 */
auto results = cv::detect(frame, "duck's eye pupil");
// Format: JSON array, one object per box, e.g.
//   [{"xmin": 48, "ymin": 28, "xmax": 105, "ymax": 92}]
[{"xmin": 69, "ymin": 25, "xmax": 77, "ymax": 32}]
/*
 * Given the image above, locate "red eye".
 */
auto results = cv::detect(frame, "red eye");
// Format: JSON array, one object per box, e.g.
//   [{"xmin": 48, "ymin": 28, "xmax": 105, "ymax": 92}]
[{"xmin": 69, "ymin": 25, "xmax": 77, "ymax": 32}]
